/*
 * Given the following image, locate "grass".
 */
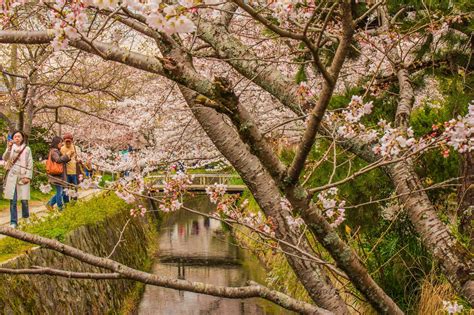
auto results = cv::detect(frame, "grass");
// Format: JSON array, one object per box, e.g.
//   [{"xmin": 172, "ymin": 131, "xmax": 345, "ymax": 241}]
[{"xmin": 0, "ymin": 192, "xmax": 130, "ymax": 262}]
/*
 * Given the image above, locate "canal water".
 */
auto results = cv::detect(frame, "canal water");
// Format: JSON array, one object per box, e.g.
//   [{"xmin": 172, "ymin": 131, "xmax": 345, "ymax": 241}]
[{"xmin": 137, "ymin": 197, "xmax": 292, "ymax": 314}]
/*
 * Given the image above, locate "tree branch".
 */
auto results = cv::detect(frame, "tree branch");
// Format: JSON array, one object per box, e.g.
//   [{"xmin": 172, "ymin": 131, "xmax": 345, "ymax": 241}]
[
  {"xmin": 0, "ymin": 267, "xmax": 122, "ymax": 279},
  {"xmin": 286, "ymin": 1, "xmax": 354, "ymax": 185},
  {"xmin": 0, "ymin": 226, "xmax": 330, "ymax": 315},
  {"xmin": 34, "ymin": 105, "xmax": 129, "ymax": 127}
]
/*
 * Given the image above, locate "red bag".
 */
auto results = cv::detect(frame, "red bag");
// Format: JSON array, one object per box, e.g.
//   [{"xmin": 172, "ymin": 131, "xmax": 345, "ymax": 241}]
[{"xmin": 46, "ymin": 150, "xmax": 63, "ymax": 175}]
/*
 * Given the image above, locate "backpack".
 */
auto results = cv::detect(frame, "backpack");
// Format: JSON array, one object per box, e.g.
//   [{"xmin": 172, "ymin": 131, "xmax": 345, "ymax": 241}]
[{"xmin": 46, "ymin": 150, "xmax": 63, "ymax": 175}]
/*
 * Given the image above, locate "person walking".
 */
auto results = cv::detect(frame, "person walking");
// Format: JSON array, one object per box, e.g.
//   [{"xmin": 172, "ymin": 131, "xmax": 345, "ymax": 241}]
[
  {"xmin": 60, "ymin": 133, "xmax": 82, "ymax": 204},
  {"xmin": 84, "ymin": 152, "xmax": 93, "ymax": 178},
  {"xmin": 2, "ymin": 131, "xmax": 33, "ymax": 228},
  {"xmin": 45, "ymin": 136, "xmax": 71, "ymax": 212}
]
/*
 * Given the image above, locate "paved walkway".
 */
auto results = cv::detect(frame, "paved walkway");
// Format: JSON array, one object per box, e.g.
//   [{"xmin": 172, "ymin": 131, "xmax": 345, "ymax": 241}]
[{"xmin": 0, "ymin": 189, "xmax": 102, "ymax": 226}]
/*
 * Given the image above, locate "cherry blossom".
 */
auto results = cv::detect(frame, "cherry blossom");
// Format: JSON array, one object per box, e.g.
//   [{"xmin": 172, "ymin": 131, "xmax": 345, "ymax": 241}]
[
  {"xmin": 157, "ymin": 172, "xmax": 192, "ymax": 212},
  {"xmin": 317, "ymin": 188, "xmax": 346, "ymax": 228},
  {"xmin": 205, "ymin": 183, "xmax": 227, "ymax": 204},
  {"xmin": 205, "ymin": 184, "xmax": 276, "ymax": 237},
  {"xmin": 443, "ymin": 103, "xmax": 474, "ymax": 153},
  {"xmin": 39, "ymin": 183, "xmax": 53, "ymax": 194},
  {"xmin": 326, "ymin": 95, "xmax": 378, "ymax": 143},
  {"xmin": 115, "ymin": 190, "xmax": 136, "ymax": 204},
  {"xmin": 442, "ymin": 301, "xmax": 464, "ymax": 314},
  {"xmin": 130, "ymin": 204, "xmax": 147, "ymax": 217},
  {"xmin": 371, "ymin": 122, "xmax": 417, "ymax": 158},
  {"xmin": 285, "ymin": 215, "xmax": 305, "ymax": 229},
  {"xmin": 78, "ymin": 178, "xmax": 99, "ymax": 190},
  {"xmin": 63, "ymin": 188, "xmax": 79, "ymax": 199}
]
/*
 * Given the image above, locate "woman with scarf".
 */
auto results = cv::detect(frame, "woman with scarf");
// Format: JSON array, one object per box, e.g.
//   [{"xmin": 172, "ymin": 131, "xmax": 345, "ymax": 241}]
[{"xmin": 3, "ymin": 131, "xmax": 33, "ymax": 228}]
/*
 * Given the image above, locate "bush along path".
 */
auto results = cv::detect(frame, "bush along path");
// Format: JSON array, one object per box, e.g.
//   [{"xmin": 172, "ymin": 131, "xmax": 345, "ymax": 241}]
[
  {"xmin": 0, "ymin": 192, "xmax": 128, "ymax": 262},
  {"xmin": 0, "ymin": 188, "xmax": 101, "ymax": 235}
]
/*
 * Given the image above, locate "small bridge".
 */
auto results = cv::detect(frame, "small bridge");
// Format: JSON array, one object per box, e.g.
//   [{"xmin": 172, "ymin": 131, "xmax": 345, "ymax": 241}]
[{"xmin": 149, "ymin": 173, "xmax": 246, "ymax": 193}]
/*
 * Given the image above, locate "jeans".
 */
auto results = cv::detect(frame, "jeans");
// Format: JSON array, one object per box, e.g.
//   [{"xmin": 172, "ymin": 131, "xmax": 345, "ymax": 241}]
[
  {"xmin": 47, "ymin": 184, "xmax": 64, "ymax": 211},
  {"xmin": 10, "ymin": 186, "xmax": 29, "ymax": 226},
  {"xmin": 63, "ymin": 174, "xmax": 78, "ymax": 204},
  {"xmin": 85, "ymin": 169, "xmax": 92, "ymax": 178}
]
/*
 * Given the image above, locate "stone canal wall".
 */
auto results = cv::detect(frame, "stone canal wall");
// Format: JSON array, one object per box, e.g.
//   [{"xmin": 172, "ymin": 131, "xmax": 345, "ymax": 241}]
[{"xmin": 0, "ymin": 209, "xmax": 155, "ymax": 314}]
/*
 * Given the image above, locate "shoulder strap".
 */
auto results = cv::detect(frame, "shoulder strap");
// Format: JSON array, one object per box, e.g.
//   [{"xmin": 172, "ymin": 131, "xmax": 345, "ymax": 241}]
[{"xmin": 10, "ymin": 145, "xmax": 27, "ymax": 167}]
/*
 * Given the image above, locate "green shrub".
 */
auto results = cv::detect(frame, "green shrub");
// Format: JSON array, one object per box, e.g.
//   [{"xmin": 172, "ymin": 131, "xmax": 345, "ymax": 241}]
[
  {"xmin": 0, "ymin": 192, "xmax": 130, "ymax": 262},
  {"xmin": 31, "ymin": 161, "xmax": 48, "ymax": 190}
]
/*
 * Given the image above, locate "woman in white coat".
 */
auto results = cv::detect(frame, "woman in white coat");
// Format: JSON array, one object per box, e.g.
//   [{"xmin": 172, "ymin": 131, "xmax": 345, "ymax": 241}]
[{"xmin": 3, "ymin": 131, "xmax": 33, "ymax": 228}]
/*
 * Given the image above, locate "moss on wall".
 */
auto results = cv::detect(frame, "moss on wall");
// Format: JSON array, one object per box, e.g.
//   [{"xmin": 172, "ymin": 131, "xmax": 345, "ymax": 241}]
[{"xmin": 0, "ymin": 194, "xmax": 157, "ymax": 314}]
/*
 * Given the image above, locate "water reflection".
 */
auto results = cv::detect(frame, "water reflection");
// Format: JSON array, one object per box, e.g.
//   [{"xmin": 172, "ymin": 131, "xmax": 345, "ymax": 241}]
[{"xmin": 138, "ymin": 197, "xmax": 291, "ymax": 315}]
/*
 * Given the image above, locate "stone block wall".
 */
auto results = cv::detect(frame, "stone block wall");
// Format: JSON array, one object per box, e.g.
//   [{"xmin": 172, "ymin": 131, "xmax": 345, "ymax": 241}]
[{"xmin": 0, "ymin": 211, "xmax": 154, "ymax": 314}]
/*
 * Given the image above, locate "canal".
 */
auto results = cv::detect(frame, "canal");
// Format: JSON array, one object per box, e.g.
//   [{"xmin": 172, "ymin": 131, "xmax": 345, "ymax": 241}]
[{"xmin": 137, "ymin": 196, "xmax": 292, "ymax": 314}]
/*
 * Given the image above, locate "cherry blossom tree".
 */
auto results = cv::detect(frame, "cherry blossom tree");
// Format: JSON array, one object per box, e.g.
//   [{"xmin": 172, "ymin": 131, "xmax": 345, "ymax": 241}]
[{"xmin": 0, "ymin": 0, "xmax": 472, "ymax": 313}]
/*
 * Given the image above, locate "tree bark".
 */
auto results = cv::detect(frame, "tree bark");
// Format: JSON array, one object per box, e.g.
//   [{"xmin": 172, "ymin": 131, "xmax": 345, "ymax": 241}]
[
  {"xmin": 458, "ymin": 151, "xmax": 474, "ymax": 251},
  {"xmin": 197, "ymin": 17, "xmax": 404, "ymax": 314},
  {"xmin": 388, "ymin": 161, "xmax": 474, "ymax": 304},
  {"xmin": 181, "ymin": 87, "xmax": 350, "ymax": 314},
  {"xmin": 391, "ymin": 68, "xmax": 474, "ymax": 305}
]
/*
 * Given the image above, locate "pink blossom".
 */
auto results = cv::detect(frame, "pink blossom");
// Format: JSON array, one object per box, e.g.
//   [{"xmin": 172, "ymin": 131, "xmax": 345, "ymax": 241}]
[{"xmin": 442, "ymin": 301, "xmax": 463, "ymax": 314}]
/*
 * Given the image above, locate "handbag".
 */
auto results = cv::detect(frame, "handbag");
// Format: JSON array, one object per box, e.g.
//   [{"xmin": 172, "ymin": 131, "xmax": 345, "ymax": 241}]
[{"xmin": 46, "ymin": 150, "xmax": 64, "ymax": 175}]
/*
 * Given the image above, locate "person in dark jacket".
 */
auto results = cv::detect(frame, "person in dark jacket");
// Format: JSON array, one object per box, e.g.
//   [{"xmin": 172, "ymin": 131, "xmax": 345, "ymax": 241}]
[{"xmin": 46, "ymin": 136, "xmax": 71, "ymax": 211}]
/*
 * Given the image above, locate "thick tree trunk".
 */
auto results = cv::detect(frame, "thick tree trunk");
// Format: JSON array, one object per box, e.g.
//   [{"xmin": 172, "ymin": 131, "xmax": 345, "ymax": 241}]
[
  {"xmin": 388, "ymin": 161, "xmax": 474, "ymax": 304},
  {"xmin": 458, "ymin": 152, "xmax": 474, "ymax": 251},
  {"xmin": 197, "ymin": 20, "xmax": 404, "ymax": 314},
  {"xmin": 284, "ymin": 189, "xmax": 403, "ymax": 314},
  {"xmin": 180, "ymin": 87, "xmax": 350, "ymax": 314},
  {"xmin": 392, "ymin": 68, "xmax": 474, "ymax": 305}
]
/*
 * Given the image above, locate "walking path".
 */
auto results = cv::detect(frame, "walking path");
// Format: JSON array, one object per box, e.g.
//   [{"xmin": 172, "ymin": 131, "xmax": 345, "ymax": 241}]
[{"xmin": 0, "ymin": 189, "xmax": 102, "ymax": 227}]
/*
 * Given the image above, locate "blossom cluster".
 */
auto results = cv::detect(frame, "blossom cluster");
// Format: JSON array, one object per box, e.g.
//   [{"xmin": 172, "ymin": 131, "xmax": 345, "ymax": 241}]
[
  {"xmin": 49, "ymin": 1, "xmax": 89, "ymax": 51},
  {"xmin": 78, "ymin": 178, "xmax": 98, "ymax": 190},
  {"xmin": 112, "ymin": 173, "xmax": 145, "ymax": 204},
  {"xmin": 326, "ymin": 95, "xmax": 378, "ymax": 143},
  {"xmin": 205, "ymin": 183, "xmax": 227, "ymax": 204},
  {"xmin": 253, "ymin": 0, "xmax": 319, "ymax": 25},
  {"xmin": 158, "ymin": 172, "xmax": 192, "ymax": 212},
  {"xmin": 442, "ymin": 300, "xmax": 463, "ymax": 314},
  {"xmin": 130, "ymin": 204, "xmax": 147, "ymax": 217},
  {"xmin": 206, "ymin": 184, "xmax": 276, "ymax": 237},
  {"xmin": 39, "ymin": 183, "xmax": 53, "ymax": 194},
  {"xmin": 443, "ymin": 103, "xmax": 474, "ymax": 154},
  {"xmin": 0, "ymin": 0, "xmax": 224, "ymax": 52},
  {"xmin": 115, "ymin": 190, "xmax": 136, "ymax": 204},
  {"xmin": 372, "ymin": 121, "xmax": 416, "ymax": 157},
  {"xmin": 329, "ymin": 95, "xmax": 473, "ymax": 159},
  {"xmin": 280, "ymin": 198, "xmax": 305, "ymax": 229},
  {"xmin": 372, "ymin": 102, "xmax": 473, "ymax": 159},
  {"xmin": 239, "ymin": 210, "xmax": 276, "ymax": 237},
  {"xmin": 317, "ymin": 187, "xmax": 346, "ymax": 228},
  {"xmin": 64, "ymin": 188, "xmax": 79, "ymax": 198}
]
